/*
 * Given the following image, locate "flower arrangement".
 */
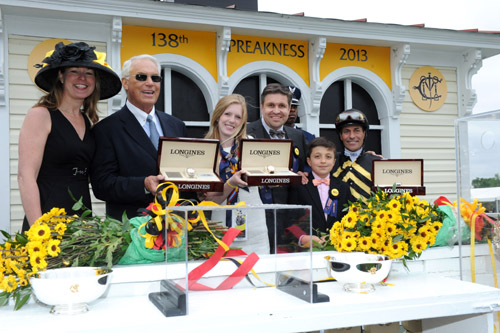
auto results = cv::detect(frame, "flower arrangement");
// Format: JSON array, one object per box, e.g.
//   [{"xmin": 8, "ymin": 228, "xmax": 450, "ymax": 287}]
[
  {"xmin": 0, "ymin": 183, "xmax": 238, "ymax": 310},
  {"xmin": 318, "ymin": 189, "xmax": 445, "ymax": 266},
  {"xmin": 0, "ymin": 201, "xmax": 132, "ymax": 310}
]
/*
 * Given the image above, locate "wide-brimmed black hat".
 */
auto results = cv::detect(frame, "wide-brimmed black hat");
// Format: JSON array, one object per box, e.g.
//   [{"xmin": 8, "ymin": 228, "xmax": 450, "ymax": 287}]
[{"xmin": 34, "ymin": 42, "xmax": 122, "ymax": 100}]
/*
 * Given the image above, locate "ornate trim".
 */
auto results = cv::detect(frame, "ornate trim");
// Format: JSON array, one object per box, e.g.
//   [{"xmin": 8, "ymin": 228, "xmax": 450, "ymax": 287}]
[
  {"xmin": 390, "ymin": 44, "xmax": 410, "ymax": 117},
  {"xmin": 308, "ymin": 36, "xmax": 326, "ymax": 117},
  {"xmin": 217, "ymin": 26, "xmax": 231, "ymax": 99},
  {"xmin": 460, "ymin": 49, "xmax": 482, "ymax": 116},
  {"xmin": 0, "ymin": 8, "xmax": 5, "ymax": 107},
  {"xmin": 110, "ymin": 16, "xmax": 123, "ymax": 113}
]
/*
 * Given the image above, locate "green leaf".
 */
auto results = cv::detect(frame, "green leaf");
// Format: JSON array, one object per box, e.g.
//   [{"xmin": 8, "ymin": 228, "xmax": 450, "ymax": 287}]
[
  {"xmin": 0, "ymin": 291, "xmax": 10, "ymax": 307},
  {"xmin": 72, "ymin": 197, "xmax": 84, "ymax": 211},
  {"xmin": 14, "ymin": 290, "xmax": 31, "ymax": 311},
  {"xmin": 0, "ymin": 229, "xmax": 12, "ymax": 241},
  {"xmin": 121, "ymin": 213, "xmax": 131, "ymax": 232}
]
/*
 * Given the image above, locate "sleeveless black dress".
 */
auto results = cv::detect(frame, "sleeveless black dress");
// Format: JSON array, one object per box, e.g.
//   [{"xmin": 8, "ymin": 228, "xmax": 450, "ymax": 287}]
[{"xmin": 21, "ymin": 109, "xmax": 95, "ymax": 232}]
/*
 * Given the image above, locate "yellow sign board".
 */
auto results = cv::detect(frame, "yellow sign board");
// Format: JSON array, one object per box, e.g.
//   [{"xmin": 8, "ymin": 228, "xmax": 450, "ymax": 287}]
[
  {"xmin": 321, "ymin": 43, "xmax": 391, "ymax": 89},
  {"xmin": 28, "ymin": 38, "xmax": 72, "ymax": 84},
  {"xmin": 121, "ymin": 25, "xmax": 217, "ymax": 80},
  {"xmin": 227, "ymin": 34, "xmax": 309, "ymax": 84}
]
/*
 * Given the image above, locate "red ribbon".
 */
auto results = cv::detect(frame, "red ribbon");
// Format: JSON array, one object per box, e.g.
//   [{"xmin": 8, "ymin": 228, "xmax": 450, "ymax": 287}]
[{"xmin": 179, "ymin": 228, "xmax": 259, "ymax": 291}]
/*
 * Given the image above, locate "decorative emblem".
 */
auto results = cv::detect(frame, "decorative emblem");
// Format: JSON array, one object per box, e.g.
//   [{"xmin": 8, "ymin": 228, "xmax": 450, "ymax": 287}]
[
  {"xmin": 409, "ymin": 66, "xmax": 447, "ymax": 112},
  {"xmin": 69, "ymin": 284, "xmax": 79, "ymax": 293},
  {"xmin": 331, "ymin": 189, "xmax": 339, "ymax": 197},
  {"xmin": 294, "ymin": 147, "xmax": 299, "ymax": 156}
]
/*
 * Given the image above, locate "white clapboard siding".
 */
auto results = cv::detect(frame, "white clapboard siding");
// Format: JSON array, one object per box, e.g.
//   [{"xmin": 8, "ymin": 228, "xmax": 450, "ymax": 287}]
[
  {"xmin": 400, "ymin": 65, "xmax": 458, "ymax": 202},
  {"xmin": 401, "ymin": 137, "xmax": 455, "ymax": 149},
  {"xmin": 8, "ymin": 35, "xmax": 107, "ymax": 233}
]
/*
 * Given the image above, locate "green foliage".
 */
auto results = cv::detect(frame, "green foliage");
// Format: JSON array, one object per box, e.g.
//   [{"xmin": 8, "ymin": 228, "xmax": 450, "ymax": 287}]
[{"xmin": 472, "ymin": 173, "xmax": 500, "ymax": 188}]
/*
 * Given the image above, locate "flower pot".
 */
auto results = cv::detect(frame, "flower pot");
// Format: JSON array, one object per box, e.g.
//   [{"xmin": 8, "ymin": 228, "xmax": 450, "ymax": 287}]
[
  {"xmin": 325, "ymin": 252, "xmax": 392, "ymax": 293},
  {"xmin": 30, "ymin": 267, "xmax": 112, "ymax": 314}
]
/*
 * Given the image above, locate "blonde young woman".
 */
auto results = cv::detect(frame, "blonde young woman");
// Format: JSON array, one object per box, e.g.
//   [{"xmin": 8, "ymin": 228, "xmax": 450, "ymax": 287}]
[
  {"xmin": 18, "ymin": 42, "xmax": 121, "ymax": 232},
  {"xmin": 203, "ymin": 94, "xmax": 270, "ymax": 255}
]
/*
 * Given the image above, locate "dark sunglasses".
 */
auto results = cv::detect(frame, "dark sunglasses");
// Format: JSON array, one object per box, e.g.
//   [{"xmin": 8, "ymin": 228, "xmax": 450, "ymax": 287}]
[{"xmin": 134, "ymin": 74, "xmax": 162, "ymax": 83}]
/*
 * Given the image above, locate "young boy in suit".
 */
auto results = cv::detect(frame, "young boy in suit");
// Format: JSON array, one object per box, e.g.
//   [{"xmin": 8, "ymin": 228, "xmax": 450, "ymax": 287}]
[{"xmin": 288, "ymin": 137, "xmax": 353, "ymax": 246}]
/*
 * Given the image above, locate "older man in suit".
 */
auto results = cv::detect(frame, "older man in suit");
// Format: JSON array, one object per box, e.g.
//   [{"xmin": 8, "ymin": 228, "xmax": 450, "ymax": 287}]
[{"xmin": 91, "ymin": 54, "xmax": 187, "ymax": 220}]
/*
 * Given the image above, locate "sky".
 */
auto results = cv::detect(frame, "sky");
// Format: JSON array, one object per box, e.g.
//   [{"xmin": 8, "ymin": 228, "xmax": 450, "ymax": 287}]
[{"xmin": 259, "ymin": 0, "xmax": 500, "ymax": 114}]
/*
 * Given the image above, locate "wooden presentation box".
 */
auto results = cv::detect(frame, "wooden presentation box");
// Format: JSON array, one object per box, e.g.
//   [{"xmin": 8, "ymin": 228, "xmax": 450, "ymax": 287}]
[
  {"xmin": 372, "ymin": 159, "xmax": 426, "ymax": 196},
  {"xmin": 157, "ymin": 137, "xmax": 224, "ymax": 192},
  {"xmin": 239, "ymin": 138, "xmax": 302, "ymax": 186}
]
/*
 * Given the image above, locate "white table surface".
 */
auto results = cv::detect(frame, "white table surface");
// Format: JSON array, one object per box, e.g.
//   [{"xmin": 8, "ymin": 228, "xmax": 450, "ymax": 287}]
[{"xmin": 3, "ymin": 272, "xmax": 500, "ymax": 333}]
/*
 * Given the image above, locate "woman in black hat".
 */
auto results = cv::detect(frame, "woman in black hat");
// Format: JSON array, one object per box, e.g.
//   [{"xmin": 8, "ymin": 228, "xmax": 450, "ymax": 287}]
[{"xmin": 18, "ymin": 42, "xmax": 121, "ymax": 231}]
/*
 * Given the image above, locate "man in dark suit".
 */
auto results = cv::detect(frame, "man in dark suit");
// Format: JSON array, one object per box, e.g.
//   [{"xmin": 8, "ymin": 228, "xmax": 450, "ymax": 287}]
[
  {"xmin": 246, "ymin": 83, "xmax": 307, "ymax": 204},
  {"xmin": 246, "ymin": 83, "xmax": 307, "ymax": 252},
  {"xmin": 284, "ymin": 85, "xmax": 315, "ymax": 173},
  {"xmin": 284, "ymin": 86, "xmax": 315, "ymax": 145},
  {"xmin": 91, "ymin": 54, "xmax": 187, "ymax": 220}
]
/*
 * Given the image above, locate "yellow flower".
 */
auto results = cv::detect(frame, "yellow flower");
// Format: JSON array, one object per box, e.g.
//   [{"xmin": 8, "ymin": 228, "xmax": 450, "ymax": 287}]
[
  {"xmin": 385, "ymin": 222, "xmax": 398, "ymax": 236},
  {"xmin": 389, "ymin": 241, "xmax": 407, "ymax": 259},
  {"xmin": 358, "ymin": 213, "xmax": 371, "ymax": 226},
  {"xmin": 401, "ymin": 193, "xmax": 414, "ymax": 210},
  {"xmin": 370, "ymin": 236, "xmax": 382, "ymax": 250},
  {"xmin": 341, "ymin": 211, "xmax": 358, "ymax": 229},
  {"xmin": 386, "ymin": 210, "xmax": 400, "ymax": 224},
  {"xmin": 54, "ymin": 222, "xmax": 67, "ymax": 236},
  {"xmin": 19, "ymin": 278, "xmax": 29, "ymax": 287},
  {"xmin": 417, "ymin": 225, "xmax": 433, "ymax": 242},
  {"xmin": 343, "ymin": 230, "xmax": 360, "ymax": 240},
  {"xmin": 430, "ymin": 221, "xmax": 443, "ymax": 235},
  {"xmin": 0, "ymin": 275, "xmax": 18, "ymax": 293},
  {"xmin": 340, "ymin": 238, "xmax": 357, "ymax": 252},
  {"xmin": 30, "ymin": 252, "xmax": 48, "ymax": 271},
  {"xmin": 371, "ymin": 219, "xmax": 385, "ymax": 232},
  {"xmin": 387, "ymin": 198, "xmax": 401, "ymax": 211},
  {"xmin": 28, "ymin": 223, "xmax": 51, "ymax": 242},
  {"xmin": 27, "ymin": 240, "xmax": 46, "ymax": 256},
  {"xmin": 411, "ymin": 236, "xmax": 428, "ymax": 253},
  {"xmin": 47, "ymin": 239, "xmax": 61, "ymax": 257},
  {"xmin": 375, "ymin": 210, "xmax": 390, "ymax": 223},
  {"xmin": 357, "ymin": 236, "xmax": 372, "ymax": 252}
]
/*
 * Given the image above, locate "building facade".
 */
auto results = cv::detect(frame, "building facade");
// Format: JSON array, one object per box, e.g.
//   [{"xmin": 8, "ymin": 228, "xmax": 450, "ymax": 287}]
[{"xmin": 1, "ymin": 0, "xmax": 499, "ymax": 232}]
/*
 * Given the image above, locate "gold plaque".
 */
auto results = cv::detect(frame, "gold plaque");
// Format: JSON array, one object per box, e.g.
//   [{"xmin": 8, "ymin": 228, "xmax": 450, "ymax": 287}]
[{"xmin": 409, "ymin": 66, "xmax": 447, "ymax": 112}]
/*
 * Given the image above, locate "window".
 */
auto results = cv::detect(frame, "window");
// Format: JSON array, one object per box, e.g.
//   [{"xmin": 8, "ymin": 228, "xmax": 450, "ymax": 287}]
[
  {"xmin": 319, "ymin": 79, "xmax": 381, "ymax": 154},
  {"xmin": 155, "ymin": 69, "xmax": 209, "ymax": 138}
]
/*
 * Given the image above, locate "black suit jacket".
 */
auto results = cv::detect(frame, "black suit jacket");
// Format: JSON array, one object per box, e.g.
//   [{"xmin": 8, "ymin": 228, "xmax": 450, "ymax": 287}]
[
  {"xmin": 91, "ymin": 106, "xmax": 187, "ymax": 220},
  {"xmin": 288, "ymin": 173, "xmax": 353, "ymax": 233},
  {"xmin": 246, "ymin": 119, "xmax": 307, "ymax": 204}
]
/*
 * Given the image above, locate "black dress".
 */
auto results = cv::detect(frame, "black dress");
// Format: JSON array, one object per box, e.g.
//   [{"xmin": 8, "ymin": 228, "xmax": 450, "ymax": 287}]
[{"xmin": 21, "ymin": 109, "xmax": 95, "ymax": 232}]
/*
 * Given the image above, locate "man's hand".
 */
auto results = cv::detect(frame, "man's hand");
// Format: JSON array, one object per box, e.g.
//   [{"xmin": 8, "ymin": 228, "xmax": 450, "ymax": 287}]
[
  {"xmin": 144, "ymin": 174, "xmax": 166, "ymax": 194},
  {"xmin": 300, "ymin": 235, "xmax": 326, "ymax": 248},
  {"xmin": 366, "ymin": 150, "xmax": 384, "ymax": 159},
  {"xmin": 298, "ymin": 171, "xmax": 309, "ymax": 185}
]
